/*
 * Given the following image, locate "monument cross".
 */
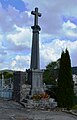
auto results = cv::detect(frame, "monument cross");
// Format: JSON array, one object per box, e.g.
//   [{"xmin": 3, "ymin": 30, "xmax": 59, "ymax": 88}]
[
  {"xmin": 31, "ymin": 7, "xmax": 41, "ymax": 26},
  {"xmin": 30, "ymin": 7, "xmax": 41, "ymax": 69},
  {"xmin": 27, "ymin": 8, "xmax": 44, "ymax": 96}
]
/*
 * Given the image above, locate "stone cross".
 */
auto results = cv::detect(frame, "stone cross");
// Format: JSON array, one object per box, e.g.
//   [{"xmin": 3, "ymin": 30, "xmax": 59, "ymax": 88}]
[
  {"xmin": 27, "ymin": 8, "xmax": 44, "ymax": 96},
  {"xmin": 31, "ymin": 7, "xmax": 41, "ymax": 26}
]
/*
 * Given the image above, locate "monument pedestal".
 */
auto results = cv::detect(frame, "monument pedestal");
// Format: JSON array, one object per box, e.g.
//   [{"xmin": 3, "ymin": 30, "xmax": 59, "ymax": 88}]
[
  {"xmin": 31, "ymin": 69, "xmax": 44, "ymax": 96},
  {"xmin": 27, "ymin": 69, "xmax": 44, "ymax": 96}
]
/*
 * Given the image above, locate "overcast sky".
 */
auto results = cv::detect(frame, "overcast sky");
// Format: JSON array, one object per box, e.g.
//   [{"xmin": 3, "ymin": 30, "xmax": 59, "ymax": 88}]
[{"xmin": 0, "ymin": 0, "xmax": 77, "ymax": 71}]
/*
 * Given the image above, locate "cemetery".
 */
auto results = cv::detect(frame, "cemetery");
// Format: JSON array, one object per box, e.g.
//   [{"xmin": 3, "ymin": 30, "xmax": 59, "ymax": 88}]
[
  {"xmin": 0, "ymin": 8, "xmax": 58, "ymax": 110},
  {"xmin": 0, "ymin": 7, "xmax": 77, "ymax": 115},
  {"xmin": 0, "ymin": 0, "xmax": 77, "ymax": 118}
]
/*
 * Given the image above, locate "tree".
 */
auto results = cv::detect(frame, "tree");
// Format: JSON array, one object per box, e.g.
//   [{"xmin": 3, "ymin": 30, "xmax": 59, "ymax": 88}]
[
  {"xmin": 3, "ymin": 71, "xmax": 13, "ymax": 79},
  {"xmin": 57, "ymin": 49, "xmax": 74, "ymax": 108},
  {"xmin": 3, "ymin": 71, "xmax": 13, "ymax": 85},
  {"xmin": 43, "ymin": 60, "xmax": 60, "ymax": 100},
  {"xmin": 43, "ymin": 60, "xmax": 60, "ymax": 85}
]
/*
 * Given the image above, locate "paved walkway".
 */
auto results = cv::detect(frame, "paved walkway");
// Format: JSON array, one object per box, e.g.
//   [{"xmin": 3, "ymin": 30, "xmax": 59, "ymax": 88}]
[{"xmin": 0, "ymin": 99, "xmax": 77, "ymax": 120}]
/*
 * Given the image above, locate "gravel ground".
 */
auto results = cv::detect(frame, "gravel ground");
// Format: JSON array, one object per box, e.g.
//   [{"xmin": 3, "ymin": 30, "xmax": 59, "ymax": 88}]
[{"xmin": 0, "ymin": 99, "xmax": 77, "ymax": 120}]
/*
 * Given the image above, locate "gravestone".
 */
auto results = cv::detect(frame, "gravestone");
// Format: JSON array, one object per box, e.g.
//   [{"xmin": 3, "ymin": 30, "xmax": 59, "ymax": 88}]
[{"xmin": 27, "ymin": 8, "xmax": 44, "ymax": 96}]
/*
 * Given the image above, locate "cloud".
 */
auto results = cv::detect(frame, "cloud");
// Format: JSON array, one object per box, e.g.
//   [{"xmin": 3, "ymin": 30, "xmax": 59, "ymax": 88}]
[
  {"xmin": 22, "ymin": 0, "xmax": 77, "ymax": 34},
  {"xmin": 40, "ymin": 36, "xmax": 77, "ymax": 68},
  {"xmin": 11, "ymin": 55, "xmax": 30, "ymax": 71},
  {"xmin": 0, "ymin": 33, "xmax": 7, "ymax": 56},
  {"xmin": 0, "ymin": 0, "xmax": 77, "ymax": 70},
  {"xmin": 63, "ymin": 20, "xmax": 76, "ymax": 29},
  {"xmin": 62, "ymin": 20, "xmax": 77, "ymax": 38},
  {"xmin": 0, "ymin": 0, "xmax": 26, "ymax": 12},
  {"xmin": 71, "ymin": 49, "xmax": 77, "ymax": 67},
  {"xmin": 0, "ymin": 3, "xmax": 31, "ymax": 32},
  {"xmin": 0, "ymin": 24, "xmax": 32, "ymax": 71},
  {"xmin": 1, "ymin": 0, "xmax": 77, "ymax": 35},
  {"xmin": 0, "ymin": 53, "xmax": 31, "ymax": 71},
  {"xmin": 0, "ymin": 25, "xmax": 31, "ymax": 62},
  {"xmin": 7, "ymin": 25, "xmax": 31, "ymax": 50}
]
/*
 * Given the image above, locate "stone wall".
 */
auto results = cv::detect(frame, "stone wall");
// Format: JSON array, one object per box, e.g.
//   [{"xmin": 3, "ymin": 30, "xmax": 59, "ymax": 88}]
[{"xmin": 13, "ymin": 71, "xmax": 26, "ymax": 102}]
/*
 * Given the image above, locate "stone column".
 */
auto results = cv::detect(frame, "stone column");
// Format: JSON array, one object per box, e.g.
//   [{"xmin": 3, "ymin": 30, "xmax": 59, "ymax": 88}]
[{"xmin": 30, "ymin": 7, "xmax": 41, "ymax": 70}]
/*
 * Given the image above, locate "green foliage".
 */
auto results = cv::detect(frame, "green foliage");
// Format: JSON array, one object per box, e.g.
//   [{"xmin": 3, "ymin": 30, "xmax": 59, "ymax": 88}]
[
  {"xmin": 57, "ymin": 49, "xmax": 74, "ymax": 108},
  {"xmin": 3, "ymin": 71, "xmax": 13, "ymax": 79},
  {"xmin": 72, "ymin": 105, "xmax": 77, "ymax": 110},
  {"xmin": 74, "ymin": 95, "xmax": 77, "ymax": 105},
  {"xmin": 43, "ymin": 60, "xmax": 59, "ymax": 85},
  {"xmin": 0, "ymin": 71, "xmax": 13, "ymax": 85}
]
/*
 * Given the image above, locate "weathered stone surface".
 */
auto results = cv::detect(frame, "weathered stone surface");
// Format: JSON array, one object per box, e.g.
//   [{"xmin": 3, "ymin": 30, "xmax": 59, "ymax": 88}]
[
  {"xmin": 13, "ymin": 71, "xmax": 26, "ymax": 102},
  {"xmin": 31, "ymin": 69, "xmax": 44, "ymax": 95}
]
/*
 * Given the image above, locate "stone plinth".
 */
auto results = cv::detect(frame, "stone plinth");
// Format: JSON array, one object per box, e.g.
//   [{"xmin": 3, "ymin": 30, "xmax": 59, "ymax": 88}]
[
  {"xmin": 29, "ymin": 69, "xmax": 44, "ymax": 96},
  {"xmin": 32, "ymin": 69, "xmax": 44, "ymax": 95}
]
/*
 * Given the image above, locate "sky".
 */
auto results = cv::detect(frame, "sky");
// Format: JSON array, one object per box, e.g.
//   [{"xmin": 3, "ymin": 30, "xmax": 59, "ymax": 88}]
[{"xmin": 0, "ymin": 0, "xmax": 77, "ymax": 71}]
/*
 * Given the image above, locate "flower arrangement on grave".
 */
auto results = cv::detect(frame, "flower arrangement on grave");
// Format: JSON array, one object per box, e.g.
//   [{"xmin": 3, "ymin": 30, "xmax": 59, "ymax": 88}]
[{"xmin": 32, "ymin": 93, "xmax": 49, "ymax": 100}]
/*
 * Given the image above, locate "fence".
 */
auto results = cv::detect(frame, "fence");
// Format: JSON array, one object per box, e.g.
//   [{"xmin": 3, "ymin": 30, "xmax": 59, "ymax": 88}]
[{"xmin": 0, "ymin": 89, "xmax": 13, "ymax": 100}]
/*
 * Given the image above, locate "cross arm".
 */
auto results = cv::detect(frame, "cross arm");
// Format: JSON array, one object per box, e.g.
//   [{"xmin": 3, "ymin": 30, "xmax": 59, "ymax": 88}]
[{"xmin": 31, "ymin": 11, "xmax": 41, "ymax": 17}]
